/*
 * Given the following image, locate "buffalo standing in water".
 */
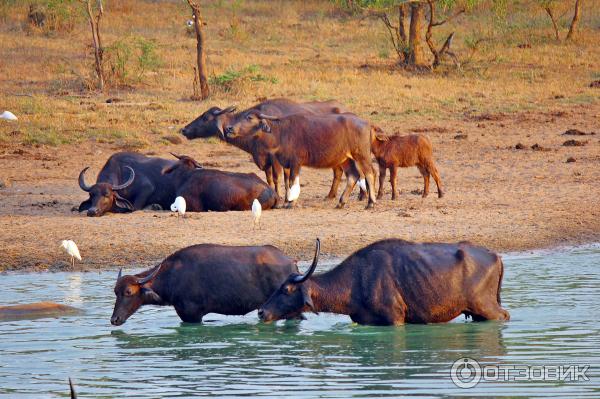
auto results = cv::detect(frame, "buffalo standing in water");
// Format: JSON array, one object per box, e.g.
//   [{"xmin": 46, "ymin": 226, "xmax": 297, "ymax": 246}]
[
  {"xmin": 258, "ymin": 239, "xmax": 510, "ymax": 325},
  {"xmin": 111, "ymin": 244, "xmax": 298, "ymax": 325}
]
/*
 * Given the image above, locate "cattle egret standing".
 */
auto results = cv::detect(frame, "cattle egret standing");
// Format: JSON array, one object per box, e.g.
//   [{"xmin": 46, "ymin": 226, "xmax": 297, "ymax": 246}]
[
  {"xmin": 0, "ymin": 111, "xmax": 17, "ymax": 121},
  {"xmin": 60, "ymin": 240, "xmax": 81, "ymax": 267},
  {"xmin": 171, "ymin": 196, "xmax": 186, "ymax": 218},
  {"xmin": 287, "ymin": 177, "xmax": 301, "ymax": 202},
  {"xmin": 252, "ymin": 199, "xmax": 262, "ymax": 229},
  {"xmin": 357, "ymin": 178, "xmax": 367, "ymax": 192}
]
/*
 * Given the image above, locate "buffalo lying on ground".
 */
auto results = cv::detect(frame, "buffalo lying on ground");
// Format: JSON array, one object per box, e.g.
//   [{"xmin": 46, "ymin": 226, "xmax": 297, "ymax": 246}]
[
  {"xmin": 371, "ymin": 133, "xmax": 444, "ymax": 199},
  {"xmin": 78, "ymin": 152, "xmax": 189, "ymax": 217},
  {"xmin": 180, "ymin": 98, "xmax": 352, "ymax": 202},
  {"xmin": 163, "ymin": 154, "xmax": 278, "ymax": 211},
  {"xmin": 258, "ymin": 239, "xmax": 510, "ymax": 325},
  {"xmin": 110, "ymin": 244, "xmax": 298, "ymax": 325},
  {"xmin": 224, "ymin": 111, "xmax": 378, "ymax": 208}
]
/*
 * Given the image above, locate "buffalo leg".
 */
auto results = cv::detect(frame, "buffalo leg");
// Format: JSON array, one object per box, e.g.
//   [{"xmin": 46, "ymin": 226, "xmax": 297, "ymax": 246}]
[
  {"xmin": 390, "ymin": 165, "xmax": 399, "ymax": 200},
  {"xmin": 428, "ymin": 162, "xmax": 444, "ymax": 198},
  {"xmin": 174, "ymin": 306, "xmax": 204, "ymax": 323},
  {"xmin": 376, "ymin": 163, "xmax": 386, "ymax": 200},
  {"xmin": 337, "ymin": 161, "xmax": 359, "ymax": 209},
  {"xmin": 417, "ymin": 165, "xmax": 430, "ymax": 198},
  {"xmin": 265, "ymin": 166, "xmax": 274, "ymax": 190},
  {"xmin": 326, "ymin": 167, "xmax": 343, "ymax": 200},
  {"xmin": 286, "ymin": 165, "xmax": 301, "ymax": 208},
  {"xmin": 354, "ymin": 156, "xmax": 377, "ymax": 209},
  {"xmin": 271, "ymin": 164, "xmax": 285, "ymax": 209},
  {"xmin": 468, "ymin": 301, "xmax": 510, "ymax": 322}
]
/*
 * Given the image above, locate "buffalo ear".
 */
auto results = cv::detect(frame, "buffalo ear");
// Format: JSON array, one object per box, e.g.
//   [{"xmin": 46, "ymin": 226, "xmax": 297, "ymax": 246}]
[
  {"xmin": 141, "ymin": 287, "xmax": 162, "ymax": 304},
  {"xmin": 259, "ymin": 120, "xmax": 271, "ymax": 133},
  {"xmin": 114, "ymin": 194, "xmax": 134, "ymax": 212},
  {"xmin": 162, "ymin": 164, "xmax": 176, "ymax": 175},
  {"xmin": 301, "ymin": 285, "xmax": 317, "ymax": 314},
  {"xmin": 78, "ymin": 199, "xmax": 92, "ymax": 212}
]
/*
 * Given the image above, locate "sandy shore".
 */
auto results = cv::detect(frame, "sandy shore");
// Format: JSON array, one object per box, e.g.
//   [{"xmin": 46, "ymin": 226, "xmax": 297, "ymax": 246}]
[{"xmin": 1, "ymin": 103, "xmax": 599, "ymax": 272}]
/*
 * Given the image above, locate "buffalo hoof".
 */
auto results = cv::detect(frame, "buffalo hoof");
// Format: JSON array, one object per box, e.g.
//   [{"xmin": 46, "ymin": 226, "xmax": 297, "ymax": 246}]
[
  {"xmin": 285, "ymin": 201, "xmax": 298, "ymax": 209},
  {"xmin": 422, "ymin": 192, "xmax": 429, "ymax": 198},
  {"xmin": 438, "ymin": 191, "xmax": 444, "ymax": 198},
  {"xmin": 324, "ymin": 195, "xmax": 336, "ymax": 201},
  {"xmin": 365, "ymin": 202, "xmax": 375, "ymax": 210}
]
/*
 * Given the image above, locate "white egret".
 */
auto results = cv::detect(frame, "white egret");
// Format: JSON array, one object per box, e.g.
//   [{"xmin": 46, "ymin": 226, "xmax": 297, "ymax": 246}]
[
  {"xmin": 186, "ymin": 20, "xmax": 194, "ymax": 27},
  {"xmin": 171, "ymin": 196, "xmax": 186, "ymax": 218},
  {"xmin": 287, "ymin": 176, "xmax": 301, "ymax": 202},
  {"xmin": 60, "ymin": 240, "xmax": 81, "ymax": 267},
  {"xmin": 252, "ymin": 199, "xmax": 262, "ymax": 229},
  {"xmin": 0, "ymin": 111, "xmax": 17, "ymax": 121},
  {"xmin": 357, "ymin": 178, "xmax": 367, "ymax": 192}
]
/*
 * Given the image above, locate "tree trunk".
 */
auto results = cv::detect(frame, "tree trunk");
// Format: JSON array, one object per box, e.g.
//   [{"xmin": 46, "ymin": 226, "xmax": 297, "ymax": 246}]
[
  {"xmin": 544, "ymin": 7, "xmax": 560, "ymax": 41},
  {"xmin": 83, "ymin": 0, "xmax": 104, "ymax": 91},
  {"xmin": 407, "ymin": 3, "xmax": 427, "ymax": 67},
  {"xmin": 566, "ymin": 0, "xmax": 582, "ymax": 41},
  {"xmin": 187, "ymin": 0, "xmax": 210, "ymax": 100}
]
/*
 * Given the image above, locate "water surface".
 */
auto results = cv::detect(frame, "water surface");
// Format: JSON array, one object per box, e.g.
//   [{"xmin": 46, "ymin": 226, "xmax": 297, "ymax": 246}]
[{"xmin": 0, "ymin": 245, "xmax": 599, "ymax": 398}]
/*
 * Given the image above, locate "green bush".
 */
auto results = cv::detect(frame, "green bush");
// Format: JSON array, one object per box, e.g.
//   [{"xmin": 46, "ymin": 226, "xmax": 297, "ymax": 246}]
[
  {"xmin": 104, "ymin": 36, "xmax": 162, "ymax": 87},
  {"xmin": 210, "ymin": 64, "xmax": 278, "ymax": 92}
]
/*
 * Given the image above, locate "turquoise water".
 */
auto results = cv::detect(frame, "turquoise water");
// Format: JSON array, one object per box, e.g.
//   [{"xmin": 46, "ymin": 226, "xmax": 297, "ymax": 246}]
[{"xmin": 0, "ymin": 245, "xmax": 599, "ymax": 398}]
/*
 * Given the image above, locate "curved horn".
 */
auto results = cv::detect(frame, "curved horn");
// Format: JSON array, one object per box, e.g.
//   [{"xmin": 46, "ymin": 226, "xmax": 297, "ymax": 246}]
[
  {"xmin": 170, "ymin": 152, "xmax": 183, "ymax": 160},
  {"xmin": 136, "ymin": 263, "xmax": 162, "ymax": 285},
  {"xmin": 258, "ymin": 113, "xmax": 280, "ymax": 121},
  {"xmin": 78, "ymin": 167, "xmax": 92, "ymax": 192},
  {"xmin": 215, "ymin": 105, "xmax": 237, "ymax": 115},
  {"xmin": 117, "ymin": 268, "xmax": 122, "ymax": 280},
  {"xmin": 292, "ymin": 238, "xmax": 320, "ymax": 283},
  {"xmin": 111, "ymin": 166, "xmax": 135, "ymax": 191}
]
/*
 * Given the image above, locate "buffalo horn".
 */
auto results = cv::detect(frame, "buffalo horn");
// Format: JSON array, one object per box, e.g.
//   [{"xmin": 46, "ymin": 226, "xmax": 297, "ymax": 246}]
[
  {"xmin": 258, "ymin": 113, "xmax": 280, "ymax": 121},
  {"xmin": 136, "ymin": 263, "xmax": 162, "ymax": 285},
  {"xmin": 78, "ymin": 167, "xmax": 92, "ymax": 192},
  {"xmin": 117, "ymin": 268, "xmax": 122, "ymax": 280},
  {"xmin": 292, "ymin": 238, "xmax": 320, "ymax": 283},
  {"xmin": 219, "ymin": 105, "xmax": 237, "ymax": 115},
  {"xmin": 111, "ymin": 166, "xmax": 135, "ymax": 191}
]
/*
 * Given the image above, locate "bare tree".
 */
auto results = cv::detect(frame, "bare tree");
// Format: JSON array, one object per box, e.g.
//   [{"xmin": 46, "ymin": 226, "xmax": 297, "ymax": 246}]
[
  {"xmin": 425, "ymin": 0, "xmax": 464, "ymax": 67},
  {"xmin": 566, "ymin": 0, "xmax": 583, "ymax": 41},
  {"xmin": 543, "ymin": 5, "xmax": 560, "ymax": 41},
  {"xmin": 82, "ymin": 0, "xmax": 105, "ymax": 91},
  {"xmin": 186, "ymin": 0, "xmax": 210, "ymax": 100}
]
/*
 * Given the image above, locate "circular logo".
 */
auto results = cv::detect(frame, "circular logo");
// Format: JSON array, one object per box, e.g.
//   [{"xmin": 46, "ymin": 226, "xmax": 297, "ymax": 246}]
[{"xmin": 450, "ymin": 357, "xmax": 482, "ymax": 389}]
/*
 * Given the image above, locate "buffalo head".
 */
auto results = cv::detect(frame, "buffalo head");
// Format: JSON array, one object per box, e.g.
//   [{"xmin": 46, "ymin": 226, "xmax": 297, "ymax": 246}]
[
  {"xmin": 180, "ymin": 106, "xmax": 237, "ymax": 139},
  {"xmin": 78, "ymin": 166, "xmax": 135, "ymax": 217},
  {"xmin": 161, "ymin": 153, "xmax": 203, "ymax": 175},
  {"xmin": 224, "ymin": 110, "xmax": 280, "ymax": 139},
  {"xmin": 258, "ymin": 239, "xmax": 320, "ymax": 322},
  {"xmin": 110, "ymin": 265, "xmax": 163, "ymax": 326}
]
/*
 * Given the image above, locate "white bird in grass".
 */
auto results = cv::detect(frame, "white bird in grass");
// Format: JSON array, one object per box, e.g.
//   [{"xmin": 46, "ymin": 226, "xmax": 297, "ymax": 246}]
[
  {"xmin": 60, "ymin": 240, "xmax": 81, "ymax": 267},
  {"xmin": 357, "ymin": 178, "xmax": 367, "ymax": 192},
  {"xmin": 0, "ymin": 111, "xmax": 17, "ymax": 121},
  {"xmin": 287, "ymin": 177, "xmax": 301, "ymax": 202},
  {"xmin": 252, "ymin": 199, "xmax": 262, "ymax": 229},
  {"xmin": 171, "ymin": 196, "xmax": 186, "ymax": 218}
]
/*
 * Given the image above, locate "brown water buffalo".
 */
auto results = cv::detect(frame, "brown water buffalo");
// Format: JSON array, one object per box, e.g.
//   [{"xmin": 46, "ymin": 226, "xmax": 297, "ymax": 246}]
[
  {"xmin": 258, "ymin": 239, "xmax": 510, "ymax": 325},
  {"xmin": 224, "ymin": 111, "xmax": 378, "ymax": 208},
  {"xmin": 0, "ymin": 302, "xmax": 81, "ymax": 321},
  {"xmin": 162, "ymin": 154, "xmax": 277, "ymax": 211},
  {"xmin": 371, "ymin": 134, "xmax": 444, "ymax": 199},
  {"xmin": 180, "ymin": 98, "xmax": 351, "ymax": 202},
  {"xmin": 110, "ymin": 244, "xmax": 298, "ymax": 325},
  {"xmin": 78, "ymin": 152, "xmax": 190, "ymax": 217}
]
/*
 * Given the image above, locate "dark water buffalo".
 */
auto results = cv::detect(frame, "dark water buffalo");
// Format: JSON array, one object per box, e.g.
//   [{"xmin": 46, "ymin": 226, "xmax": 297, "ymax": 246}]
[
  {"xmin": 180, "ymin": 98, "xmax": 349, "ymax": 201},
  {"xmin": 258, "ymin": 239, "xmax": 510, "ymax": 325},
  {"xmin": 78, "ymin": 152, "xmax": 190, "ymax": 217},
  {"xmin": 225, "ymin": 111, "xmax": 378, "ymax": 208},
  {"xmin": 110, "ymin": 244, "xmax": 298, "ymax": 325},
  {"xmin": 163, "ymin": 154, "xmax": 277, "ymax": 211},
  {"xmin": 0, "ymin": 302, "xmax": 81, "ymax": 321}
]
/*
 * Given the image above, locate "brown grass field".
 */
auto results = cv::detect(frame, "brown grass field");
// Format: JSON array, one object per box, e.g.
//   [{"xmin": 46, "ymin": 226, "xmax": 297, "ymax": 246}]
[{"xmin": 0, "ymin": 0, "xmax": 599, "ymax": 271}]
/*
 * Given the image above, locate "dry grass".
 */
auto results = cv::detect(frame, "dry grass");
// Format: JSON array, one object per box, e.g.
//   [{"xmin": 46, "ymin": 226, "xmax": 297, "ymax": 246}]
[{"xmin": 0, "ymin": 0, "xmax": 598, "ymax": 149}]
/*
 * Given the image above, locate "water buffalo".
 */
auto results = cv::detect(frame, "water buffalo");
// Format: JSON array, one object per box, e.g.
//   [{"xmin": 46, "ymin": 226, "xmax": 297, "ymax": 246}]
[
  {"xmin": 110, "ymin": 244, "xmax": 298, "ymax": 325},
  {"xmin": 371, "ymin": 134, "xmax": 444, "ymax": 199},
  {"xmin": 258, "ymin": 239, "xmax": 510, "ymax": 325},
  {"xmin": 0, "ymin": 302, "xmax": 81, "ymax": 321},
  {"xmin": 180, "ymin": 98, "xmax": 350, "ymax": 202},
  {"xmin": 224, "ymin": 111, "xmax": 378, "ymax": 208},
  {"xmin": 162, "ymin": 154, "xmax": 278, "ymax": 211},
  {"xmin": 78, "ymin": 152, "xmax": 193, "ymax": 217}
]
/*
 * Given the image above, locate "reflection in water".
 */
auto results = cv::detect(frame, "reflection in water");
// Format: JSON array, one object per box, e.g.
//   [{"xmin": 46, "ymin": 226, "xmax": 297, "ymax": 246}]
[{"xmin": 0, "ymin": 245, "xmax": 599, "ymax": 398}]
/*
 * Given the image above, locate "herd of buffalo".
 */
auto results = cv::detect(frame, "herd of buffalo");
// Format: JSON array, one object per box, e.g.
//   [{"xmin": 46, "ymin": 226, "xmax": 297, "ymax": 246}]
[
  {"xmin": 74, "ymin": 97, "xmax": 507, "ymax": 327},
  {"xmin": 77, "ymin": 98, "xmax": 444, "ymax": 215}
]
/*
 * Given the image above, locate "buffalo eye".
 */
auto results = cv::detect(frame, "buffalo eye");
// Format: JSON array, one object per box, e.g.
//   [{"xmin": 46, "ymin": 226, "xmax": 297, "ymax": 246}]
[
  {"xmin": 246, "ymin": 115, "xmax": 252, "ymax": 121},
  {"xmin": 284, "ymin": 284, "xmax": 295, "ymax": 295}
]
